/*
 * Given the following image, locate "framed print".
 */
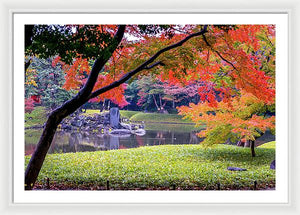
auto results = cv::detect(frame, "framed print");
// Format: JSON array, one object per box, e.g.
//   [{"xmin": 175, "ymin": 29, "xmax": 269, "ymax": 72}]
[
  {"xmin": 1, "ymin": 0, "xmax": 299, "ymax": 214},
  {"xmin": 13, "ymin": 12, "xmax": 288, "ymax": 203}
]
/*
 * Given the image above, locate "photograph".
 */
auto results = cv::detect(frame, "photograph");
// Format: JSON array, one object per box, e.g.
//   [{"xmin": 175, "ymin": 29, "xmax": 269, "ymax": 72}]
[{"xmin": 24, "ymin": 23, "xmax": 277, "ymax": 191}]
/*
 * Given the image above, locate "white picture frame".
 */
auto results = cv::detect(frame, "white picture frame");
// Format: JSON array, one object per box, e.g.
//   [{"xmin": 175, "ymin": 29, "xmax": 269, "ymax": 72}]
[{"xmin": 1, "ymin": 0, "xmax": 299, "ymax": 214}]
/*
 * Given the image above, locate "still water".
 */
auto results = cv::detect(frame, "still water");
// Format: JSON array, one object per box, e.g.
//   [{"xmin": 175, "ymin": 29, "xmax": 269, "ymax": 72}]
[
  {"xmin": 25, "ymin": 124, "xmax": 274, "ymax": 155},
  {"xmin": 25, "ymin": 124, "xmax": 203, "ymax": 155}
]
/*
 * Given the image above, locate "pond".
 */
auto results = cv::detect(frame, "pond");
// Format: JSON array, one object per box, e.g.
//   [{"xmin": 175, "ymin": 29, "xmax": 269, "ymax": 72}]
[{"xmin": 24, "ymin": 123, "xmax": 274, "ymax": 155}]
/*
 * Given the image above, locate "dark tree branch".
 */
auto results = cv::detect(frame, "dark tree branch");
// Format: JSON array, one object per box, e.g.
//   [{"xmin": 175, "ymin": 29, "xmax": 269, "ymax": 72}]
[
  {"xmin": 202, "ymin": 34, "xmax": 238, "ymax": 71},
  {"xmin": 24, "ymin": 59, "xmax": 32, "ymax": 71},
  {"xmin": 265, "ymin": 31, "xmax": 274, "ymax": 47},
  {"xmin": 25, "ymin": 25, "xmax": 34, "ymax": 49},
  {"xmin": 24, "ymin": 25, "xmax": 34, "ymax": 75},
  {"xmin": 203, "ymin": 34, "xmax": 259, "ymax": 90},
  {"xmin": 144, "ymin": 61, "xmax": 165, "ymax": 69},
  {"xmin": 78, "ymin": 25, "xmax": 126, "ymax": 99},
  {"xmin": 89, "ymin": 25, "xmax": 208, "ymax": 99}
]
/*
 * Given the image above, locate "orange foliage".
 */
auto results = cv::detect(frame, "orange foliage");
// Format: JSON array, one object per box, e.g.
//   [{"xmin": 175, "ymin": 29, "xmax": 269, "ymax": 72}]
[
  {"xmin": 178, "ymin": 92, "xmax": 275, "ymax": 144},
  {"xmin": 51, "ymin": 24, "xmax": 275, "ymax": 115}
]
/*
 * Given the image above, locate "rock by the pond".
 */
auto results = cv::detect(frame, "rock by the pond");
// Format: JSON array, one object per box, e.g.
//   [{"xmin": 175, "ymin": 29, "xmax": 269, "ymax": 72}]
[
  {"xmin": 110, "ymin": 107, "xmax": 120, "ymax": 128},
  {"xmin": 270, "ymin": 160, "xmax": 276, "ymax": 170},
  {"xmin": 109, "ymin": 129, "xmax": 132, "ymax": 135},
  {"xmin": 61, "ymin": 124, "xmax": 72, "ymax": 130},
  {"xmin": 58, "ymin": 108, "xmax": 145, "ymax": 137},
  {"xmin": 120, "ymin": 122, "xmax": 132, "ymax": 130},
  {"xmin": 71, "ymin": 120, "xmax": 83, "ymax": 127},
  {"xmin": 227, "ymin": 167, "xmax": 247, "ymax": 171},
  {"xmin": 132, "ymin": 128, "xmax": 146, "ymax": 136}
]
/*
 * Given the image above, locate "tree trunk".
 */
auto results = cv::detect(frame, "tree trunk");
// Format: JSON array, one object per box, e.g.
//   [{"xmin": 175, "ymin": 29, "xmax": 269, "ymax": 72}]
[
  {"xmin": 102, "ymin": 99, "xmax": 106, "ymax": 112},
  {"xmin": 159, "ymin": 94, "xmax": 162, "ymax": 109},
  {"xmin": 107, "ymin": 100, "xmax": 111, "ymax": 110},
  {"xmin": 250, "ymin": 140, "xmax": 256, "ymax": 157},
  {"xmin": 244, "ymin": 140, "xmax": 250, "ymax": 147},
  {"xmin": 25, "ymin": 113, "xmax": 61, "ymax": 190},
  {"xmin": 25, "ymin": 97, "xmax": 87, "ymax": 190},
  {"xmin": 152, "ymin": 94, "xmax": 160, "ymax": 111}
]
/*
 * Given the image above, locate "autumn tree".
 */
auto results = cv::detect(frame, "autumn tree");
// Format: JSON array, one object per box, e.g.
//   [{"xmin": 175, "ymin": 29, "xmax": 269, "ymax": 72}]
[
  {"xmin": 178, "ymin": 25, "xmax": 276, "ymax": 157},
  {"xmin": 178, "ymin": 92, "xmax": 275, "ymax": 157}
]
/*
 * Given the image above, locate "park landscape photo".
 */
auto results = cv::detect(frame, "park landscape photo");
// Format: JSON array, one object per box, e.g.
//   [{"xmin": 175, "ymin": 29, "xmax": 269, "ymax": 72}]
[{"xmin": 24, "ymin": 23, "xmax": 276, "ymax": 191}]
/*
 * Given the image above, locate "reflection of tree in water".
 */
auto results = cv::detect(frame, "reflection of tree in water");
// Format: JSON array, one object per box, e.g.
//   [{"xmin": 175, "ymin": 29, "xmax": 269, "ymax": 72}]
[
  {"xmin": 189, "ymin": 131, "xmax": 201, "ymax": 144},
  {"xmin": 48, "ymin": 131, "xmax": 115, "ymax": 153},
  {"xmin": 154, "ymin": 131, "xmax": 166, "ymax": 145},
  {"xmin": 103, "ymin": 135, "xmax": 119, "ymax": 150},
  {"xmin": 148, "ymin": 130, "xmax": 201, "ymax": 146}
]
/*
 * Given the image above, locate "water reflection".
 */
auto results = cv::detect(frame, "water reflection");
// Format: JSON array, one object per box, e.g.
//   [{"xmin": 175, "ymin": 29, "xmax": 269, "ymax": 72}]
[
  {"xmin": 25, "ymin": 127, "xmax": 274, "ymax": 155},
  {"xmin": 25, "ymin": 129, "xmax": 203, "ymax": 155}
]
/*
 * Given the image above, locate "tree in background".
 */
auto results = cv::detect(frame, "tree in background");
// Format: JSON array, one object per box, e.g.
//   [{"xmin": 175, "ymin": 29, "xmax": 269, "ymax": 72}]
[
  {"xmin": 135, "ymin": 76, "xmax": 202, "ymax": 113},
  {"xmin": 25, "ymin": 97, "xmax": 35, "ymax": 113},
  {"xmin": 161, "ymin": 81, "xmax": 202, "ymax": 110},
  {"xmin": 135, "ymin": 75, "xmax": 169, "ymax": 112},
  {"xmin": 123, "ymin": 80, "xmax": 141, "ymax": 111},
  {"xmin": 25, "ymin": 57, "xmax": 76, "ymax": 110}
]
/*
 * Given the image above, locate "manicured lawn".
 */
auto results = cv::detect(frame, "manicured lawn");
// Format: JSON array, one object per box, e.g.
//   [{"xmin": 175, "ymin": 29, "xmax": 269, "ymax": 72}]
[
  {"xmin": 119, "ymin": 110, "xmax": 139, "ymax": 119},
  {"xmin": 84, "ymin": 109, "xmax": 192, "ymax": 124},
  {"xmin": 84, "ymin": 110, "xmax": 138, "ymax": 119},
  {"xmin": 25, "ymin": 106, "xmax": 48, "ymax": 128},
  {"xmin": 84, "ymin": 109, "xmax": 104, "ymax": 115},
  {"xmin": 27, "ymin": 108, "xmax": 194, "ymax": 126},
  {"xmin": 129, "ymin": 112, "xmax": 193, "ymax": 124},
  {"xmin": 144, "ymin": 123, "xmax": 202, "ymax": 132},
  {"xmin": 258, "ymin": 141, "xmax": 275, "ymax": 149},
  {"xmin": 25, "ymin": 143, "xmax": 275, "ymax": 190}
]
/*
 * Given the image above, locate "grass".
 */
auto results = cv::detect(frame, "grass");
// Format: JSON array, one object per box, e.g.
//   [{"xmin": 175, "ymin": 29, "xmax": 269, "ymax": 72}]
[
  {"xmin": 25, "ymin": 143, "xmax": 275, "ymax": 190},
  {"xmin": 25, "ymin": 108, "xmax": 192, "ymax": 126},
  {"xmin": 129, "ymin": 112, "xmax": 193, "ymax": 124},
  {"xmin": 84, "ymin": 109, "xmax": 103, "ymax": 116},
  {"xmin": 84, "ymin": 110, "xmax": 139, "ymax": 119},
  {"xmin": 258, "ymin": 141, "xmax": 275, "ymax": 149},
  {"xmin": 83, "ymin": 109, "xmax": 194, "ymax": 124},
  {"xmin": 25, "ymin": 129, "xmax": 43, "ymax": 145},
  {"xmin": 144, "ymin": 123, "xmax": 202, "ymax": 132},
  {"xmin": 119, "ymin": 110, "xmax": 139, "ymax": 119},
  {"xmin": 25, "ymin": 106, "xmax": 48, "ymax": 128}
]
